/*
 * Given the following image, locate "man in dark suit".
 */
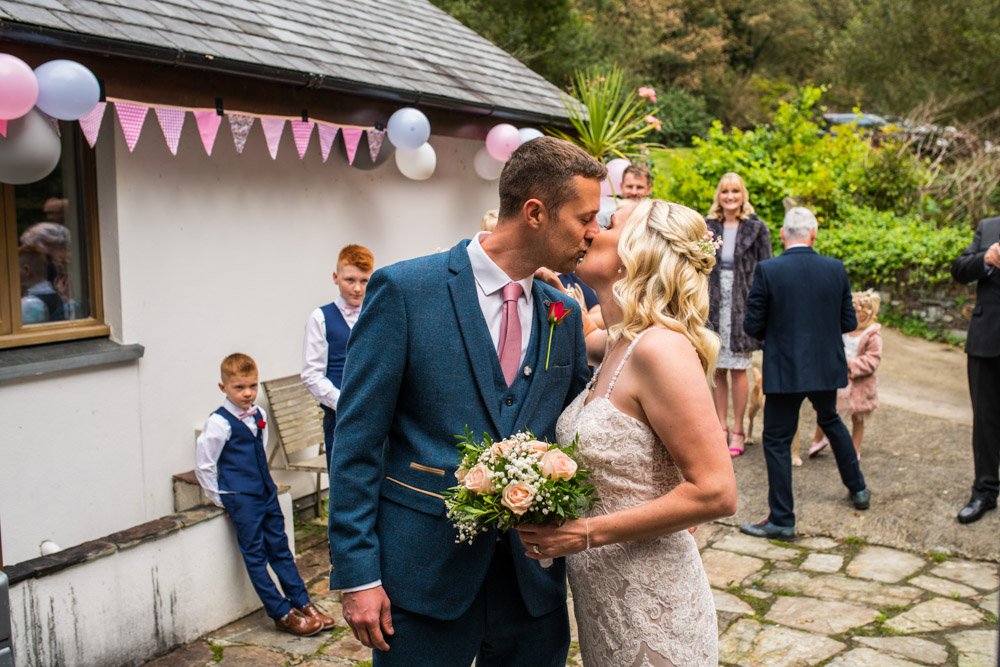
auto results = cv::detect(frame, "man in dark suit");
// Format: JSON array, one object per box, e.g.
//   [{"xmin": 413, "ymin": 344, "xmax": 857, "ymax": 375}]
[
  {"xmin": 328, "ymin": 137, "xmax": 603, "ymax": 665},
  {"xmin": 951, "ymin": 215, "xmax": 1000, "ymax": 524},
  {"xmin": 740, "ymin": 207, "xmax": 870, "ymax": 539}
]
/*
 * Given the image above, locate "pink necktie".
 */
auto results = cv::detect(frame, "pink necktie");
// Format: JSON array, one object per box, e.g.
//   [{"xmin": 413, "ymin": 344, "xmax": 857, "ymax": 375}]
[{"xmin": 497, "ymin": 282, "xmax": 523, "ymax": 386}]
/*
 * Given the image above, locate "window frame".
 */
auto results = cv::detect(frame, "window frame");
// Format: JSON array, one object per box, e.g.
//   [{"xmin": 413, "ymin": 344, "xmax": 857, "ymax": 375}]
[{"xmin": 0, "ymin": 127, "xmax": 108, "ymax": 349}]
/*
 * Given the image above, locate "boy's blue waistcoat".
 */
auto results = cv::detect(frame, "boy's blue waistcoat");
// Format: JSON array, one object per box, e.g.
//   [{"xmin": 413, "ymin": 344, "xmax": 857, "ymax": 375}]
[
  {"xmin": 320, "ymin": 301, "xmax": 350, "ymax": 389},
  {"xmin": 216, "ymin": 408, "xmax": 276, "ymax": 497}
]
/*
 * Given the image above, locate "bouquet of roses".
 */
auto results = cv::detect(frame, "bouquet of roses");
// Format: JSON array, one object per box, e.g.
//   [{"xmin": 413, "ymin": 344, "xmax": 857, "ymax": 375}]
[{"xmin": 445, "ymin": 428, "xmax": 596, "ymax": 545}]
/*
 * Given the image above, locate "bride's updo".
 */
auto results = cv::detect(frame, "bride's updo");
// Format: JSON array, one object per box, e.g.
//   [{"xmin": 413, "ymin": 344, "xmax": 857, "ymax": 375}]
[{"xmin": 610, "ymin": 199, "xmax": 720, "ymax": 375}]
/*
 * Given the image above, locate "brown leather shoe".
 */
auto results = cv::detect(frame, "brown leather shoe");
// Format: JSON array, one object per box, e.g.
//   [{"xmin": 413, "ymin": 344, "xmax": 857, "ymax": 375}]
[
  {"xmin": 274, "ymin": 608, "xmax": 323, "ymax": 636},
  {"xmin": 297, "ymin": 602, "xmax": 336, "ymax": 630}
]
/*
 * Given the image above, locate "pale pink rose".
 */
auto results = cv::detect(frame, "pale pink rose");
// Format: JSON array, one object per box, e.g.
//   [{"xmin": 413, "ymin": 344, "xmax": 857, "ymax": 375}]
[
  {"xmin": 490, "ymin": 439, "xmax": 515, "ymax": 458},
  {"xmin": 645, "ymin": 114, "xmax": 663, "ymax": 131},
  {"xmin": 501, "ymin": 481, "xmax": 535, "ymax": 515},
  {"xmin": 637, "ymin": 86, "xmax": 657, "ymax": 103},
  {"xmin": 454, "ymin": 466, "xmax": 469, "ymax": 483},
  {"xmin": 527, "ymin": 440, "xmax": 550, "ymax": 457},
  {"xmin": 463, "ymin": 463, "xmax": 495, "ymax": 494},
  {"xmin": 540, "ymin": 449, "xmax": 578, "ymax": 480}
]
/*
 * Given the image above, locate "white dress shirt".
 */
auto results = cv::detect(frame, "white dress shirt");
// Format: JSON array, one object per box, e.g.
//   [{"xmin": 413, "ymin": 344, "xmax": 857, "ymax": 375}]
[
  {"xmin": 301, "ymin": 296, "xmax": 360, "ymax": 410},
  {"xmin": 194, "ymin": 399, "xmax": 270, "ymax": 507},
  {"xmin": 343, "ymin": 236, "xmax": 535, "ymax": 595},
  {"xmin": 467, "ymin": 232, "xmax": 535, "ymax": 365}
]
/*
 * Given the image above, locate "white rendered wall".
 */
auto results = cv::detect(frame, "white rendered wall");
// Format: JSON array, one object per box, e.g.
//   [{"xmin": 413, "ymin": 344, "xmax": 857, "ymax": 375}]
[
  {"xmin": 8, "ymin": 494, "xmax": 294, "ymax": 667},
  {"xmin": 0, "ymin": 117, "xmax": 498, "ymax": 564}
]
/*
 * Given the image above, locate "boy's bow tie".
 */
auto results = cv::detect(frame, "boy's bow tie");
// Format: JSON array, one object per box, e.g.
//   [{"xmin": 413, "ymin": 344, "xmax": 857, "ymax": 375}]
[
  {"xmin": 342, "ymin": 304, "xmax": 360, "ymax": 317},
  {"xmin": 238, "ymin": 408, "xmax": 258, "ymax": 419}
]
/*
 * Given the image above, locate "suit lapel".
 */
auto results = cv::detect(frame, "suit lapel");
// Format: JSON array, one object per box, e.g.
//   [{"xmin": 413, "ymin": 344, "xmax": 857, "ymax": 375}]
[
  {"xmin": 511, "ymin": 283, "xmax": 561, "ymax": 431},
  {"xmin": 447, "ymin": 243, "xmax": 503, "ymax": 435}
]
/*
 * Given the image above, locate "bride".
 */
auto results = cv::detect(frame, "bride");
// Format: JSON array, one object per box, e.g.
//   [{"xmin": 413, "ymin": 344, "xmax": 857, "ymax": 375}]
[{"xmin": 518, "ymin": 198, "xmax": 738, "ymax": 666}]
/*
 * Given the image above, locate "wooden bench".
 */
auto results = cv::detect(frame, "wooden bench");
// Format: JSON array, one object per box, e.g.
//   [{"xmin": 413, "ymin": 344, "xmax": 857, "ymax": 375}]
[{"xmin": 262, "ymin": 375, "xmax": 327, "ymax": 513}]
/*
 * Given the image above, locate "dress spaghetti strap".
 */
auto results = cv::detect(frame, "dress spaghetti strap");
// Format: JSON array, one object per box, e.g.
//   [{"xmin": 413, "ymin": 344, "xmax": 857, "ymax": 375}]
[{"xmin": 604, "ymin": 329, "xmax": 653, "ymax": 400}]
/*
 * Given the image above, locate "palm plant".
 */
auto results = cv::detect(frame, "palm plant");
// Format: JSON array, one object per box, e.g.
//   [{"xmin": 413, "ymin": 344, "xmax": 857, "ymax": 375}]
[{"xmin": 549, "ymin": 66, "xmax": 660, "ymax": 161}]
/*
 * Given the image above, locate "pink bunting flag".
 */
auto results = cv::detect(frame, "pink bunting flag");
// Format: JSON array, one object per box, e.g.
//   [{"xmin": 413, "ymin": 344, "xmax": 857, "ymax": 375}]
[
  {"xmin": 260, "ymin": 117, "xmax": 285, "ymax": 160},
  {"xmin": 155, "ymin": 107, "xmax": 186, "ymax": 156},
  {"xmin": 341, "ymin": 127, "xmax": 363, "ymax": 165},
  {"xmin": 79, "ymin": 102, "xmax": 107, "ymax": 147},
  {"xmin": 115, "ymin": 102, "xmax": 149, "ymax": 152},
  {"xmin": 0, "ymin": 119, "xmax": 6, "ymax": 138},
  {"xmin": 193, "ymin": 110, "xmax": 222, "ymax": 156},
  {"xmin": 367, "ymin": 128, "xmax": 386, "ymax": 163},
  {"xmin": 290, "ymin": 120, "xmax": 314, "ymax": 159},
  {"xmin": 228, "ymin": 113, "xmax": 254, "ymax": 154},
  {"xmin": 317, "ymin": 124, "xmax": 338, "ymax": 162}
]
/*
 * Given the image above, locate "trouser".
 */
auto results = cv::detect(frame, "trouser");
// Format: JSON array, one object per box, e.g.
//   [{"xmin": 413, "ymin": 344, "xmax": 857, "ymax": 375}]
[
  {"xmin": 968, "ymin": 354, "xmax": 1000, "ymax": 501},
  {"xmin": 374, "ymin": 538, "xmax": 570, "ymax": 667},
  {"xmin": 763, "ymin": 390, "xmax": 867, "ymax": 527},
  {"xmin": 322, "ymin": 405, "xmax": 337, "ymax": 473},
  {"xmin": 222, "ymin": 491, "xmax": 309, "ymax": 619}
]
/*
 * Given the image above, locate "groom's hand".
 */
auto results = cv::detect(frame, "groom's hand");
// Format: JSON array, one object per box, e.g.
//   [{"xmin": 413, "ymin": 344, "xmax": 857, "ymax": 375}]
[{"xmin": 343, "ymin": 586, "xmax": 394, "ymax": 651}]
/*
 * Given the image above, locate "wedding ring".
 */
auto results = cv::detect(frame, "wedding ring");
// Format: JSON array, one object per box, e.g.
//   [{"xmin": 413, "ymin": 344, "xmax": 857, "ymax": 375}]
[{"xmin": 532, "ymin": 545, "xmax": 541, "ymax": 555}]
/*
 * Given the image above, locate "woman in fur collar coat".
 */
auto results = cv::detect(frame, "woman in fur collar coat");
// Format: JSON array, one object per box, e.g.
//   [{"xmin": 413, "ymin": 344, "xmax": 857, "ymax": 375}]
[{"xmin": 706, "ymin": 173, "xmax": 772, "ymax": 457}]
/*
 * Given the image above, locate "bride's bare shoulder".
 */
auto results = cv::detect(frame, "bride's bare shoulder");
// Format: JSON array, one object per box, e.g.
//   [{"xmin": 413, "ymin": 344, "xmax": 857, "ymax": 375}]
[{"xmin": 632, "ymin": 328, "xmax": 700, "ymax": 368}]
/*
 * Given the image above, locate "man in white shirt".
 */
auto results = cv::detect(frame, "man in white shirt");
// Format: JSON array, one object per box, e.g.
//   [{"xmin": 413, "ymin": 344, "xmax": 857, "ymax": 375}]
[{"xmin": 301, "ymin": 244, "xmax": 374, "ymax": 472}]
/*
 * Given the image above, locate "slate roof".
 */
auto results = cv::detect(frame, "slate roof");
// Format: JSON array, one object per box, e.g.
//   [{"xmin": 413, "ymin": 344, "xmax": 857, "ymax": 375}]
[{"xmin": 0, "ymin": 0, "xmax": 571, "ymax": 122}]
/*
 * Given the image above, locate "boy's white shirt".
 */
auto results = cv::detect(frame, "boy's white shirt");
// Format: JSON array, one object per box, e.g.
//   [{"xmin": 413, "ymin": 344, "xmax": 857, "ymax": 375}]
[
  {"xmin": 300, "ymin": 295, "xmax": 360, "ymax": 410},
  {"xmin": 194, "ymin": 399, "xmax": 270, "ymax": 507}
]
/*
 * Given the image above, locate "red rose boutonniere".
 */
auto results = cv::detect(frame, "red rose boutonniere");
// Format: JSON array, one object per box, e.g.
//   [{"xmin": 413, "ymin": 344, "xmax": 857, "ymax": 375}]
[
  {"xmin": 545, "ymin": 301, "xmax": 571, "ymax": 371},
  {"xmin": 256, "ymin": 418, "xmax": 266, "ymax": 431}
]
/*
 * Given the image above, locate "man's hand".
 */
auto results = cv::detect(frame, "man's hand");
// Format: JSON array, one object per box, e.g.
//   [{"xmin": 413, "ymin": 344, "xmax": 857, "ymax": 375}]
[
  {"xmin": 342, "ymin": 586, "xmax": 394, "ymax": 651},
  {"xmin": 985, "ymin": 242, "xmax": 1000, "ymax": 269}
]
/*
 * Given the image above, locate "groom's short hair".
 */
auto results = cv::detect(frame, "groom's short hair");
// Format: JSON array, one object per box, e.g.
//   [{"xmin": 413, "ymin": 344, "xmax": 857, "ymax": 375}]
[{"xmin": 498, "ymin": 137, "xmax": 606, "ymax": 219}]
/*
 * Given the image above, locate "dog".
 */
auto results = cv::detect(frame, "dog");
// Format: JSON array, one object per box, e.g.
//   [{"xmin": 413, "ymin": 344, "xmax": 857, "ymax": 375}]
[{"xmin": 748, "ymin": 367, "xmax": 803, "ymax": 466}]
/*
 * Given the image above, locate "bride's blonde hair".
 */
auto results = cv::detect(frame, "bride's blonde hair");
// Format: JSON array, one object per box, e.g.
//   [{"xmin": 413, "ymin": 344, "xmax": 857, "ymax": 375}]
[{"xmin": 609, "ymin": 199, "xmax": 720, "ymax": 376}]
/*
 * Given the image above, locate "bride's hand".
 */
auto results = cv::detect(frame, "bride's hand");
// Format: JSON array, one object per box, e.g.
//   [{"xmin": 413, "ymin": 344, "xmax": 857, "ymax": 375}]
[{"xmin": 516, "ymin": 520, "xmax": 590, "ymax": 560}]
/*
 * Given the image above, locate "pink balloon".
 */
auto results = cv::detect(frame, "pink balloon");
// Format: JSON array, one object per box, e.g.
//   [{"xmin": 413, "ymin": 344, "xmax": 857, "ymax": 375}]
[
  {"xmin": 485, "ymin": 123, "xmax": 521, "ymax": 161},
  {"xmin": 0, "ymin": 54, "xmax": 39, "ymax": 120},
  {"xmin": 600, "ymin": 178, "xmax": 612, "ymax": 197},
  {"xmin": 605, "ymin": 158, "xmax": 631, "ymax": 196}
]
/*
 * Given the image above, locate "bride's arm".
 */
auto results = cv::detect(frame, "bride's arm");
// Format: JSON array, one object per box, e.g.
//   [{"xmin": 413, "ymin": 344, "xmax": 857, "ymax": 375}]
[{"xmin": 518, "ymin": 329, "xmax": 736, "ymax": 559}]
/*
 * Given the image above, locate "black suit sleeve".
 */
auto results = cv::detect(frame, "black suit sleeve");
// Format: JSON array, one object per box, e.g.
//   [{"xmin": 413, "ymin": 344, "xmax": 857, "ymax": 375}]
[
  {"xmin": 840, "ymin": 264, "xmax": 857, "ymax": 334},
  {"xmin": 951, "ymin": 221, "xmax": 989, "ymax": 285},
  {"xmin": 743, "ymin": 263, "xmax": 768, "ymax": 339}
]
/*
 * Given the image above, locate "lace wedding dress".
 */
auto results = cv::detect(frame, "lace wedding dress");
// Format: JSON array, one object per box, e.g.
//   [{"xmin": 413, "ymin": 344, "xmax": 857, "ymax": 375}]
[{"xmin": 557, "ymin": 330, "xmax": 718, "ymax": 667}]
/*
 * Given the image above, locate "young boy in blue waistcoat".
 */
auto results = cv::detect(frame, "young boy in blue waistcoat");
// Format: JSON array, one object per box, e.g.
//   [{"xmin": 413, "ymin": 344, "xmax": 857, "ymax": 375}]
[
  {"xmin": 300, "ymin": 245, "xmax": 374, "ymax": 471},
  {"xmin": 195, "ymin": 352, "xmax": 335, "ymax": 636}
]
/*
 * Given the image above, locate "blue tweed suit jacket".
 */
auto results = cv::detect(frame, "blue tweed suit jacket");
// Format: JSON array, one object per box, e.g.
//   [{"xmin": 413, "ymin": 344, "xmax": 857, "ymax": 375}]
[{"xmin": 328, "ymin": 240, "xmax": 590, "ymax": 621}]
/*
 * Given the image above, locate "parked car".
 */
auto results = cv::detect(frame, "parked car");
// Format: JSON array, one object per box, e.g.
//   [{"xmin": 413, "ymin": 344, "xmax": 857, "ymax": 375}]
[{"xmin": 822, "ymin": 112, "xmax": 889, "ymax": 130}]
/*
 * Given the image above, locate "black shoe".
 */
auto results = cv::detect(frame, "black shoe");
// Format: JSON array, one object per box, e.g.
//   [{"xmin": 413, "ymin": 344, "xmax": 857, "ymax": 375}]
[
  {"xmin": 850, "ymin": 488, "xmax": 871, "ymax": 510},
  {"xmin": 957, "ymin": 497, "xmax": 997, "ymax": 524},
  {"xmin": 739, "ymin": 519, "xmax": 795, "ymax": 540}
]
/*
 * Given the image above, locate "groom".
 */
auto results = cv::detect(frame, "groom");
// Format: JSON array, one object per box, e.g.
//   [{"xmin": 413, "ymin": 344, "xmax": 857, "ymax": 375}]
[{"xmin": 328, "ymin": 137, "xmax": 606, "ymax": 665}]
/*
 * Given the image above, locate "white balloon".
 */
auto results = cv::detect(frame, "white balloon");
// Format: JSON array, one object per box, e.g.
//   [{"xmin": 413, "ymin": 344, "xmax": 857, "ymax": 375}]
[
  {"xmin": 0, "ymin": 109, "xmax": 62, "ymax": 184},
  {"xmin": 518, "ymin": 127, "xmax": 544, "ymax": 143},
  {"xmin": 473, "ymin": 147, "xmax": 505, "ymax": 180},
  {"xmin": 395, "ymin": 142, "xmax": 436, "ymax": 180}
]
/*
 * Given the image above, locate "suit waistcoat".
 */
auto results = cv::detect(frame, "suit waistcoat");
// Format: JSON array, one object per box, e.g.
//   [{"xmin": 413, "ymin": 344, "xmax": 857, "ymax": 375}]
[
  {"xmin": 320, "ymin": 301, "xmax": 351, "ymax": 388},
  {"xmin": 495, "ymin": 304, "xmax": 543, "ymax": 436},
  {"xmin": 215, "ymin": 407, "xmax": 276, "ymax": 496}
]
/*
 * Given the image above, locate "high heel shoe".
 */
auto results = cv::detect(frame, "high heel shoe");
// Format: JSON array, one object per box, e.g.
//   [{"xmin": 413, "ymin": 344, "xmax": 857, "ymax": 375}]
[{"xmin": 729, "ymin": 432, "xmax": 746, "ymax": 458}]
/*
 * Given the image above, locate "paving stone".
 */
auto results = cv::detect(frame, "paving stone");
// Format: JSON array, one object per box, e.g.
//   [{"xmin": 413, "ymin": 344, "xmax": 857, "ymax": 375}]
[
  {"xmin": 977, "ymin": 590, "xmax": 998, "ymax": 613},
  {"xmin": 910, "ymin": 574, "xmax": 979, "ymax": 598},
  {"xmin": 846, "ymin": 546, "xmax": 925, "ymax": 583},
  {"xmin": 931, "ymin": 559, "xmax": 999, "ymax": 592},
  {"xmin": 855, "ymin": 636, "xmax": 949, "ymax": 665},
  {"xmin": 325, "ymin": 633, "xmax": 372, "ymax": 663},
  {"xmin": 761, "ymin": 571, "xmax": 922, "ymax": 607},
  {"xmin": 884, "ymin": 598, "xmax": 985, "ymax": 634},
  {"xmin": 796, "ymin": 536, "xmax": 840, "ymax": 550},
  {"xmin": 802, "ymin": 553, "xmax": 844, "ymax": 573},
  {"xmin": 713, "ymin": 589, "xmax": 755, "ymax": 615},
  {"xmin": 948, "ymin": 629, "xmax": 999, "ymax": 667},
  {"xmin": 693, "ymin": 522, "xmax": 724, "ymax": 550},
  {"xmin": 209, "ymin": 607, "xmax": 330, "ymax": 656},
  {"xmin": 143, "ymin": 641, "xmax": 217, "ymax": 666},
  {"xmin": 744, "ymin": 588, "xmax": 772, "ymax": 599},
  {"xmin": 825, "ymin": 647, "xmax": 922, "ymax": 666},
  {"xmin": 712, "ymin": 533, "xmax": 801, "ymax": 561},
  {"xmin": 701, "ymin": 548, "xmax": 766, "ymax": 589},
  {"xmin": 216, "ymin": 645, "xmax": 292, "ymax": 665},
  {"xmin": 718, "ymin": 618, "xmax": 844, "ymax": 666},
  {"xmin": 765, "ymin": 596, "xmax": 879, "ymax": 635}
]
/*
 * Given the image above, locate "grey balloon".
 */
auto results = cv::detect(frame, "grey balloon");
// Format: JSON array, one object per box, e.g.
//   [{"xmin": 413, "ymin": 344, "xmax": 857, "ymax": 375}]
[{"xmin": 0, "ymin": 109, "xmax": 62, "ymax": 184}]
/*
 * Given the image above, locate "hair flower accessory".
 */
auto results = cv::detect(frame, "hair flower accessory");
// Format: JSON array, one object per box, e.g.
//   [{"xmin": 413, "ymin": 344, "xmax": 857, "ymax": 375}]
[
  {"xmin": 544, "ymin": 301, "xmax": 571, "ymax": 370},
  {"xmin": 698, "ymin": 229, "xmax": 724, "ymax": 257}
]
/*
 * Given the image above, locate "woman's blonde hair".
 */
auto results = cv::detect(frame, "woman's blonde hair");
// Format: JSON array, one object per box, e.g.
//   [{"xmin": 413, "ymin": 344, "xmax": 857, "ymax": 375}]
[
  {"xmin": 610, "ymin": 199, "xmax": 720, "ymax": 375},
  {"xmin": 707, "ymin": 172, "xmax": 755, "ymax": 221}
]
